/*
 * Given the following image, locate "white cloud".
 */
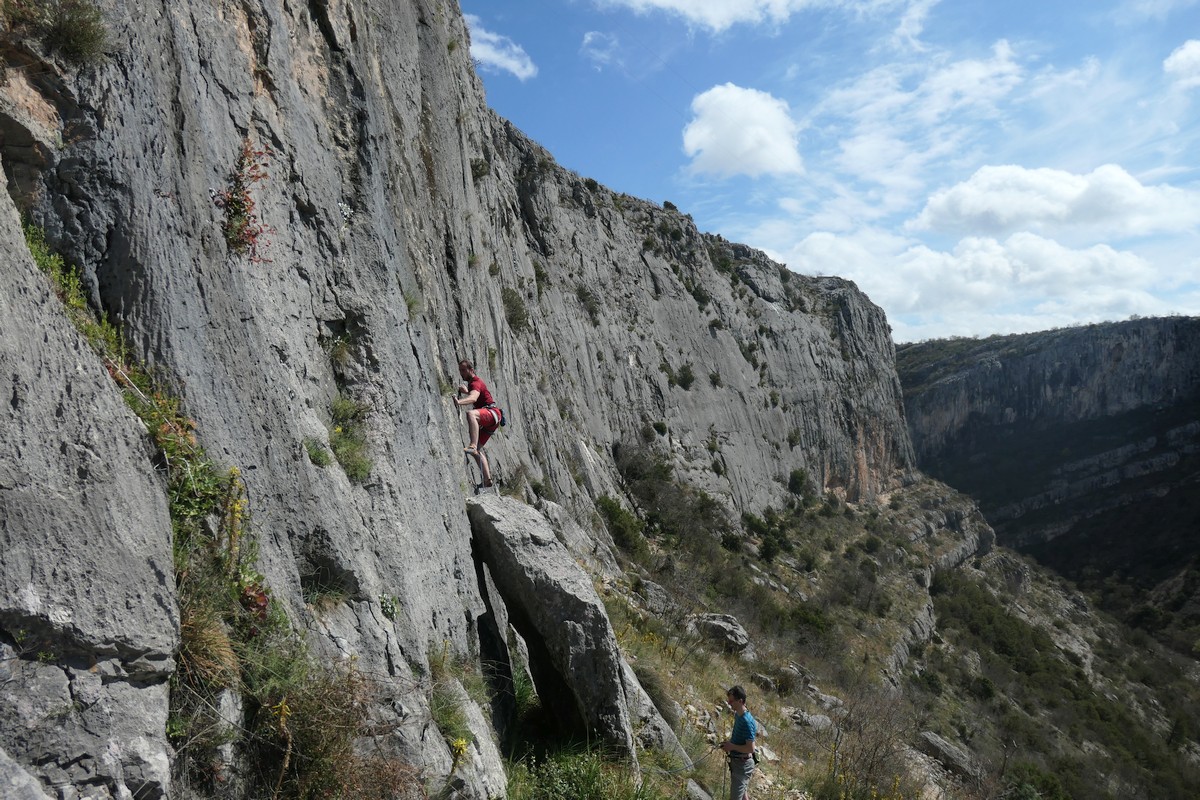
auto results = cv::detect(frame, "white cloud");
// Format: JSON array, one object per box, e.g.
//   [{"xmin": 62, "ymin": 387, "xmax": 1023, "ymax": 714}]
[
  {"xmin": 911, "ymin": 164, "xmax": 1200, "ymax": 237},
  {"xmin": 911, "ymin": 41, "xmax": 1022, "ymax": 124},
  {"xmin": 581, "ymin": 31, "xmax": 621, "ymax": 70},
  {"xmin": 683, "ymin": 84, "xmax": 804, "ymax": 178},
  {"xmin": 465, "ymin": 15, "xmax": 538, "ymax": 81},
  {"xmin": 891, "ymin": 0, "xmax": 940, "ymax": 51},
  {"xmin": 794, "ymin": 40, "xmax": 1021, "ymax": 213},
  {"xmin": 1120, "ymin": 0, "xmax": 1200, "ymax": 19},
  {"xmin": 1026, "ymin": 57, "xmax": 1101, "ymax": 100},
  {"xmin": 779, "ymin": 228, "xmax": 1164, "ymax": 340},
  {"xmin": 1164, "ymin": 40, "xmax": 1200, "ymax": 89},
  {"xmin": 595, "ymin": 0, "xmax": 901, "ymax": 33}
]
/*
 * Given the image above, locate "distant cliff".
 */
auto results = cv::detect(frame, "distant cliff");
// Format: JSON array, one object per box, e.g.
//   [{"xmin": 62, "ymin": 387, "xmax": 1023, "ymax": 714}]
[{"xmin": 897, "ymin": 318, "xmax": 1200, "ymax": 588}]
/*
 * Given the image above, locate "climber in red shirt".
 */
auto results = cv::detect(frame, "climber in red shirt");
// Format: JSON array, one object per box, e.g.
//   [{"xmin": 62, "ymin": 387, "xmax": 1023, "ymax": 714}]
[{"xmin": 454, "ymin": 359, "xmax": 502, "ymax": 488}]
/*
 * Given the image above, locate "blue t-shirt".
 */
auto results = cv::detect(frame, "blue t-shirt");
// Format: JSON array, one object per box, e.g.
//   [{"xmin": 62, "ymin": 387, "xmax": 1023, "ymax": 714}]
[{"xmin": 731, "ymin": 710, "xmax": 757, "ymax": 746}]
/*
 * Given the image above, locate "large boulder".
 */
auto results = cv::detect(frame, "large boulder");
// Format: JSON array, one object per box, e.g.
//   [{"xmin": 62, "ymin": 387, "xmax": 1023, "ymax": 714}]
[
  {"xmin": 467, "ymin": 495, "xmax": 687, "ymax": 767},
  {"xmin": 688, "ymin": 613, "xmax": 752, "ymax": 654},
  {"xmin": 918, "ymin": 731, "xmax": 981, "ymax": 782}
]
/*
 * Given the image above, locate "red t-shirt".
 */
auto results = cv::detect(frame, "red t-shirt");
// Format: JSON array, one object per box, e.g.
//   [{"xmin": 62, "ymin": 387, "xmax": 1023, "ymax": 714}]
[{"xmin": 467, "ymin": 375, "xmax": 494, "ymax": 409}]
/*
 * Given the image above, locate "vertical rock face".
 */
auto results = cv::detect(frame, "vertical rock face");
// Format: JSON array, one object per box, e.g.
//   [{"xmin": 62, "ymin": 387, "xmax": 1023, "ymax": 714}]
[
  {"xmin": 896, "ymin": 318, "xmax": 1200, "ymax": 585},
  {"xmin": 1, "ymin": 0, "xmax": 915, "ymax": 795},
  {"xmin": 0, "ymin": 171, "xmax": 176, "ymax": 796}
]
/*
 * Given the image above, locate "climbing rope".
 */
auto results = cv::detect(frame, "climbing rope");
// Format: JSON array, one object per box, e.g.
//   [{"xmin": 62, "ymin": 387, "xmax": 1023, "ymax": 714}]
[{"xmin": 641, "ymin": 742, "xmax": 720, "ymax": 777}]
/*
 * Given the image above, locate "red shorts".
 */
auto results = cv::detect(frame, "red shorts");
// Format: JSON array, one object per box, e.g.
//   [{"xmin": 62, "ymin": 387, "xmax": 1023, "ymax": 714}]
[{"xmin": 476, "ymin": 407, "xmax": 501, "ymax": 447}]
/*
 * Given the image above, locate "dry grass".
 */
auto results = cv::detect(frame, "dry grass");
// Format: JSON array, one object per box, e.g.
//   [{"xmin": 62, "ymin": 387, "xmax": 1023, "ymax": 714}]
[{"xmin": 179, "ymin": 604, "xmax": 239, "ymax": 689}]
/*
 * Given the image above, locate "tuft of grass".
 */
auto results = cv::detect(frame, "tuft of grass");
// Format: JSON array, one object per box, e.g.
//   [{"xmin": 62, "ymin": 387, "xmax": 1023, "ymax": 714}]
[
  {"xmin": 304, "ymin": 437, "xmax": 332, "ymax": 467},
  {"xmin": 404, "ymin": 291, "xmax": 421, "ymax": 316},
  {"xmin": 506, "ymin": 746, "xmax": 672, "ymax": 800},
  {"xmin": 329, "ymin": 393, "xmax": 372, "ymax": 483},
  {"xmin": 324, "ymin": 333, "xmax": 353, "ymax": 369},
  {"xmin": 25, "ymin": 224, "xmax": 125, "ymax": 360},
  {"xmin": 428, "ymin": 643, "xmax": 485, "ymax": 753},
  {"xmin": 302, "ymin": 585, "xmax": 347, "ymax": 615},
  {"xmin": 178, "ymin": 605, "xmax": 238, "ymax": 690}
]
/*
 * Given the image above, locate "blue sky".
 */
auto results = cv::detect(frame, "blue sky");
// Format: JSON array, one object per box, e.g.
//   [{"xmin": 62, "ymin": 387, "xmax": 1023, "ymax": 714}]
[{"xmin": 461, "ymin": 0, "xmax": 1200, "ymax": 342}]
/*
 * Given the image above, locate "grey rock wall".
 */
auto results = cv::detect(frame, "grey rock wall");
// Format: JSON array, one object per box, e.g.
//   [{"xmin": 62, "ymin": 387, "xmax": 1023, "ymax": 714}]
[
  {"xmin": 1, "ymin": 0, "xmax": 917, "ymax": 795},
  {"xmin": 0, "ymin": 163, "xmax": 175, "ymax": 796}
]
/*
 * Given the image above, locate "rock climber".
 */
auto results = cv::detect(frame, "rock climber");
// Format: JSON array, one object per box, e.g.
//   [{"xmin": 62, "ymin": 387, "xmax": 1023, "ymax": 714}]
[
  {"xmin": 453, "ymin": 359, "xmax": 503, "ymax": 489},
  {"xmin": 721, "ymin": 684, "xmax": 757, "ymax": 800}
]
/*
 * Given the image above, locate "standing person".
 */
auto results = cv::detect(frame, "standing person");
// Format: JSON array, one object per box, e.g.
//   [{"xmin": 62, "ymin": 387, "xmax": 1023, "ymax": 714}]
[
  {"xmin": 720, "ymin": 685, "xmax": 757, "ymax": 800},
  {"xmin": 453, "ymin": 359, "xmax": 502, "ymax": 489}
]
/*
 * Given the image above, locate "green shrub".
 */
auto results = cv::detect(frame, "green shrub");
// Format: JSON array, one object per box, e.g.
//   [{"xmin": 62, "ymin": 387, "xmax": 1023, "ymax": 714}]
[
  {"xmin": 596, "ymin": 495, "xmax": 646, "ymax": 558},
  {"xmin": 533, "ymin": 261, "xmax": 550, "ymax": 297},
  {"xmin": 575, "ymin": 284, "xmax": 600, "ymax": 326},
  {"xmin": 658, "ymin": 361, "xmax": 676, "ymax": 386},
  {"xmin": 502, "ymin": 287, "xmax": 529, "ymax": 331},
  {"xmin": 8, "ymin": 0, "xmax": 108, "ymax": 63},
  {"xmin": 214, "ymin": 139, "xmax": 271, "ymax": 262},
  {"xmin": 676, "ymin": 363, "xmax": 695, "ymax": 390}
]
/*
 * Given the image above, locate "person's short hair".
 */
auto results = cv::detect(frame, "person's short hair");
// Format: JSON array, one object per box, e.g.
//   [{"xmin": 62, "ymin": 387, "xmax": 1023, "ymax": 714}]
[
  {"xmin": 727, "ymin": 685, "xmax": 747, "ymax": 702},
  {"xmin": 458, "ymin": 359, "xmax": 473, "ymax": 370}
]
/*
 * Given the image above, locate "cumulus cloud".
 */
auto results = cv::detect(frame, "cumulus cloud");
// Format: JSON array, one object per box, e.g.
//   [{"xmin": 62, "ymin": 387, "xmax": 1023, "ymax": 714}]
[
  {"xmin": 683, "ymin": 84, "xmax": 804, "ymax": 178},
  {"xmin": 910, "ymin": 164, "xmax": 1200, "ymax": 237},
  {"xmin": 1164, "ymin": 40, "xmax": 1200, "ymax": 89},
  {"xmin": 782, "ymin": 228, "xmax": 1163, "ymax": 340},
  {"xmin": 581, "ymin": 31, "xmax": 621, "ymax": 70},
  {"xmin": 465, "ymin": 15, "xmax": 538, "ymax": 81}
]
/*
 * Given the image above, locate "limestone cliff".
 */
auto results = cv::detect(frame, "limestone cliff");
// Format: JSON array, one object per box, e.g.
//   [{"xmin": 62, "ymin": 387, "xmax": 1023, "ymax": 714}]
[
  {"xmin": 897, "ymin": 318, "xmax": 1200, "ymax": 585},
  {"xmin": 1, "ymin": 1, "xmax": 916, "ymax": 797}
]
